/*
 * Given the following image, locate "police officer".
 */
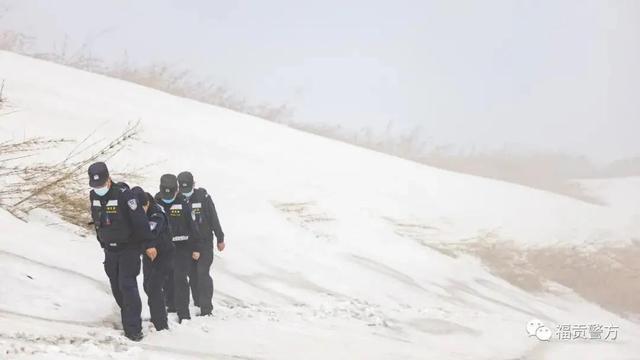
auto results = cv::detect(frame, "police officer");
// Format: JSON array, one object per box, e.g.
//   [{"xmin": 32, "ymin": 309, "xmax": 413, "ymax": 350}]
[
  {"xmin": 88, "ymin": 162, "xmax": 151, "ymax": 341},
  {"xmin": 131, "ymin": 187, "xmax": 175, "ymax": 331},
  {"xmin": 178, "ymin": 171, "xmax": 225, "ymax": 317},
  {"xmin": 155, "ymin": 174, "xmax": 201, "ymax": 322}
]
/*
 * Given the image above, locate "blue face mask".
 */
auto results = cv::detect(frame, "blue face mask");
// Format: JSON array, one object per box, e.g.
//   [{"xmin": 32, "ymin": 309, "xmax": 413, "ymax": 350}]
[
  {"xmin": 182, "ymin": 189, "xmax": 194, "ymax": 198},
  {"xmin": 93, "ymin": 185, "xmax": 109, "ymax": 197},
  {"xmin": 162, "ymin": 197, "xmax": 175, "ymax": 204}
]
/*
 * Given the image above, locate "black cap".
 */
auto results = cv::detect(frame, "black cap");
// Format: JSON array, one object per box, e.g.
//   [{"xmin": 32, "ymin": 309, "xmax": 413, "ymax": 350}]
[
  {"xmin": 177, "ymin": 171, "xmax": 194, "ymax": 193},
  {"xmin": 130, "ymin": 186, "xmax": 149, "ymax": 207},
  {"xmin": 159, "ymin": 174, "xmax": 178, "ymax": 200},
  {"xmin": 88, "ymin": 162, "xmax": 109, "ymax": 188}
]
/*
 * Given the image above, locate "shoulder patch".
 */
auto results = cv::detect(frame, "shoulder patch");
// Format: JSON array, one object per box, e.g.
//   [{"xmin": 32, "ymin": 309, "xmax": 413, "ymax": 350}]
[
  {"xmin": 149, "ymin": 221, "xmax": 158, "ymax": 231},
  {"xmin": 128, "ymin": 198, "xmax": 138, "ymax": 211}
]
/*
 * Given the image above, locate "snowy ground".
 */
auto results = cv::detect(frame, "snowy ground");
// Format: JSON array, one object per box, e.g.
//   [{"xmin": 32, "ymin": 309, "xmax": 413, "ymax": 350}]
[{"xmin": 1, "ymin": 51, "xmax": 639, "ymax": 359}]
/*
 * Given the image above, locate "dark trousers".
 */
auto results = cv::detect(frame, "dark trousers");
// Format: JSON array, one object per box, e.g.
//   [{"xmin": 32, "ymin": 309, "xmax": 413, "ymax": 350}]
[
  {"xmin": 189, "ymin": 240, "xmax": 214, "ymax": 313},
  {"xmin": 163, "ymin": 268, "xmax": 175, "ymax": 310},
  {"xmin": 104, "ymin": 247, "xmax": 142, "ymax": 337},
  {"xmin": 143, "ymin": 244, "xmax": 174, "ymax": 330},
  {"xmin": 173, "ymin": 244, "xmax": 193, "ymax": 320},
  {"xmin": 189, "ymin": 262, "xmax": 199, "ymax": 307}
]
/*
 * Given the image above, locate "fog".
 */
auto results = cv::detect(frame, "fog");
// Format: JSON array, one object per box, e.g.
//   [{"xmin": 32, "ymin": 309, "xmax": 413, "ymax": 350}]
[{"xmin": 1, "ymin": 0, "xmax": 639, "ymax": 162}]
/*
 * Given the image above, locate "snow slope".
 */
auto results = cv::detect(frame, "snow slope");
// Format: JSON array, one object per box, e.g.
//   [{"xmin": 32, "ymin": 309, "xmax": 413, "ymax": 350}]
[
  {"xmin": 1, "ymin": 51, "xmax": 639, "ymax": 359},
  {"xmin": 579, "ymin": 177, "xmax": 640, "ymax": 214}
]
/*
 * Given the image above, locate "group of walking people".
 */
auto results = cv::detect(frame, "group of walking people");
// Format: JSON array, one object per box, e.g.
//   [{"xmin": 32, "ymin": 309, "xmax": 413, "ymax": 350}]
[{"xmin": 88, "ymin": 161, "xmax": 225, "ymax": 341}]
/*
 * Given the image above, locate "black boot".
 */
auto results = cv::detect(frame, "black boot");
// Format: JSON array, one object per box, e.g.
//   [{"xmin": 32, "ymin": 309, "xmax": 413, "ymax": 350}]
[{"xmin": 126, "ymin": 332, "xmax": 144, "ymax": 342}]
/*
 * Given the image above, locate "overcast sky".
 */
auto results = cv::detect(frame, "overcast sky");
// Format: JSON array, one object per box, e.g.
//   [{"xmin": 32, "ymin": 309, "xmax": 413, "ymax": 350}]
[{"xmin": 1, "ymin": 0, "xmax": 639, "ymax": 162}]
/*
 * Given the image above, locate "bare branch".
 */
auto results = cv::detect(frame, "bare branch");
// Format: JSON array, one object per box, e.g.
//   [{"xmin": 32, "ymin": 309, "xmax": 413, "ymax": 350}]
[
  {"xmin": 0, "ymin": 79, "xmax": 5, "ymax": 107},
  {"xmin": 12, "ymin": 121, "xmax": 140, "ymax": 208},
  {"xmin": 1, "ymin": 121, "xmax": 143, "ymax": 228}
]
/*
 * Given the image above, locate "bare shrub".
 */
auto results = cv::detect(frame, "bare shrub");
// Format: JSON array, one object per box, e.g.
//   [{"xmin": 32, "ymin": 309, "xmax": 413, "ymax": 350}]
[
  {"xmin": 0, "ymin": 6, "xmax": 31, "ymax": 52},
  {"xmin": 0, "ymin": 30, "xmax": 31, "ymax": 52},
  {"xmin": 460, "ymin": 240, "xmax": 640, "ymax": 317},
  {"xmin": 0, "ymin": 80, "xmax": 5, "ymax": 108},
  {"xmin": 286, "ymin": 122, "xmax": 605, "ymax": 203},
  {"xmin": 0, "ymin": 7, "xmax": 291, "ymax": 123},
  {"xmin": 598, "ymin": 157, "xmax": 640, "ymax": 178},
  {"xmin": 1, "ymin": 121, "xmax": 141, "ymax": 228},
  {"xmin": 102, "ymin": 60, "xmax": 293, "ymax": 122},
  {"xmin": 24, "ymin": 44, "xmax": 293, "ymax": 122},
  {"xmin": 418, "ymin": 148, "xmax": 604, "ymax": 204}
]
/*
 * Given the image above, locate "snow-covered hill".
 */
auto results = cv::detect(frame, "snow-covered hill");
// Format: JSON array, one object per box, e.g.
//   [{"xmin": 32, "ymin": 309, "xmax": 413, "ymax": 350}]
[{"xmin": 1, "ymin": 51, "xmax": 639, "ymax": 359}]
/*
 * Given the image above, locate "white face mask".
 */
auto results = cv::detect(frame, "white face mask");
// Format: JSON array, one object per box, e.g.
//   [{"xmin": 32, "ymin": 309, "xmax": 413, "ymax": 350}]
[
  {"xmin": 182, "ymin": 189, "xmax": 194, "ymax": 198},
  {"xmin": 93, "ymin": 185, "xmax": 109, "ymax": 197}
]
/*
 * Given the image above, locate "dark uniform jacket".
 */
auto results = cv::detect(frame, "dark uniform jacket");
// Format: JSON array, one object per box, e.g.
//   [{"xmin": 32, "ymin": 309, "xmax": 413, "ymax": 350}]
[
  {"xmin": 143, "ymin": 201, "xmax": 174, "ymax": 252},
  {"xmin": 154, "ymin": 192, "xmax": 201, "ymax": 252},
  {"xmin": 185, "ymin": 188, "xmax": 224, "ymax": 244},
  {"xmin": 90, "ymin": 182, "xmax": 152, "ymax": 250}
]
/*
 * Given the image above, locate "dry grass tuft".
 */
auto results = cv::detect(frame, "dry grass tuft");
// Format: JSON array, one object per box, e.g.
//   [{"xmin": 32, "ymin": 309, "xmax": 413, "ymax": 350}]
[
  {"xmin": 422, "ymin": 235, "xmax": 640, "ymax": 318},
  {"xmin": 0, "ymin": 121, "xmax": 142, "ymax": 228}
]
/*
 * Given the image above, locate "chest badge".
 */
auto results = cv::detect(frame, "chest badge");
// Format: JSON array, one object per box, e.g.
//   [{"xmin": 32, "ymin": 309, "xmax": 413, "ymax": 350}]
[{"xmin": 128, "ymin": 199, "xmax": 138, "ymax": 211}]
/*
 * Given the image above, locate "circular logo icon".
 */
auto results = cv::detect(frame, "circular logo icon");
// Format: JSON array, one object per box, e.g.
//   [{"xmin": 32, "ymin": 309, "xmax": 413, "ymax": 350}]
[
  {"xmin": 535, "ymin": 326, "xmax": 552, "ymax": 341},
  {"xmin": 526, "ymin": 319, "xmax": 544, "ymax": 337}
]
